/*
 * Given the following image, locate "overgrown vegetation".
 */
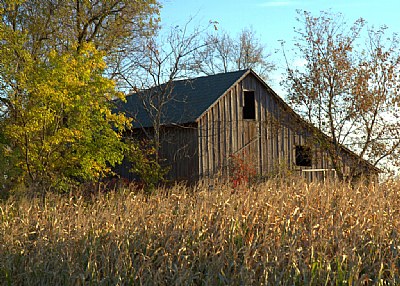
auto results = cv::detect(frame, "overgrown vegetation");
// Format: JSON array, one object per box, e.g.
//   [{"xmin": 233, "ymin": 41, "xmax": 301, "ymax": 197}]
[
  {"xmin": 1, "ymin": 178, "xmax": 399, "ymax": 285},
  {"xmin": 126, "ymin": 139, "xmax": 168, "ymax": 191},
  {"xmin": 0, "ymin": 0, "xmax": 159, "ymax": 193}
]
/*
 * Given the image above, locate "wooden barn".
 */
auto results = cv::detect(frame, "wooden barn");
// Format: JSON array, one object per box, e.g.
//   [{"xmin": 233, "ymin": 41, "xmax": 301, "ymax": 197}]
[{"xmin": 119, "ymin": 69, "xmax": 380, "ymax": 183}]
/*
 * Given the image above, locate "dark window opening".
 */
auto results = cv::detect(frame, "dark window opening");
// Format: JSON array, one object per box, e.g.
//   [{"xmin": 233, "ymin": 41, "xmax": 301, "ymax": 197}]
[
  {"xmin": 295, "ymin": 145, "xmax": 312, "ymax": 167},
  {"xmin": 243, "ymin": 90, "xmax": 255, "ymax": 119}
]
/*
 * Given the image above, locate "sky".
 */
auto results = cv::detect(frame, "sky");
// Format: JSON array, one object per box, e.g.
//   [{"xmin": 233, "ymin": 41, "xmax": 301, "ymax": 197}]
[{"xmin": 160, "ymin": 0, "xmax": 400, "ymax": 93}]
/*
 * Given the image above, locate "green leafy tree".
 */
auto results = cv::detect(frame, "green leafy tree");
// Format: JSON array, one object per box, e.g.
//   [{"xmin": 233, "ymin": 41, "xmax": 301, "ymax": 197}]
[
  {"xmin": 0, "ymin": 0, "xmax": 160, "ymax": 90},
  {"xmin": 0, "ymin": 21, "xmax": 130, "ymax": 192},
  {"xmin": 0, "ymin": 0, "xmax": 160, "ymax": 193}
]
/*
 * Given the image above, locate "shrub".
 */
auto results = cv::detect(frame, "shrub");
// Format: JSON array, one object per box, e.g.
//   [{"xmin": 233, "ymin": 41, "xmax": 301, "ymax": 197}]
[{"xmin": 228, "ymin": 151, "xmax": 257, "ymax": 190}]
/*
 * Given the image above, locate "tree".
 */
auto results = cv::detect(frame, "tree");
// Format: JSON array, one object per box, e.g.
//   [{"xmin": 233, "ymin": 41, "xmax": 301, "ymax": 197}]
[
  {"xmin": 283, "ymin": 10, "xmax": 400, "ymax": 178},
  {"xmin": 0, "ymin": 1, "xmax": 147, "ymax": 193},
  {"xmin": 1, "ymin": 42, "xmax": 130, "ymax": 192},
  {"xmin": 194, "ymin": 27, "xmax": 275, "ymax": 80},
  {"xmin": 116, "ymin": 20, "xmax": 211, "ymax": 166},
  {"xmin": 0, "ymin": 0, "xmax": 160, "ymax": 78}
]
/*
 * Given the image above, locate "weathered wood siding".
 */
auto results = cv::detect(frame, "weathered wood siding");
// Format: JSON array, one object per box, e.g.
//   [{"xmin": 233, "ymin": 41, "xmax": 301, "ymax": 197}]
[
  {"xmin": 197, "ymin": 73, "xmax": 351, "ymax": 181},
  {"xmin": 118, "ymin": 126, "xmax": 199, "ymax": 183},
  {"xmin": 160, "ymin": 125, "xmax": 199, "ymax": 182}
]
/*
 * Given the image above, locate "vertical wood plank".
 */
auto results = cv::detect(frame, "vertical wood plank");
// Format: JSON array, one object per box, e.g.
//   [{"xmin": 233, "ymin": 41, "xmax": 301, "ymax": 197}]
[
  {"xmin": 232, "ymin": 88, "xmax": 238, "ymax": 153},
  {"xmin": 198, "ymin": 120, "xmax": 203, "ymax": 178},
  {"xmin": 202, "ymin": 118, "xmax": 207, "ymax": 178},
  {"xmin": 220, "ymin": 96, "xmax": 226, "ymax": 175},
  {"xmin": 205, "ymin": 115, "xmax": 210, "ymax": 178},
  {"xmin": 208, "ymin": 111, "xmax": 213, "ymax": 178},
  {"xmin": 236, "ymin": 84, "xmax": 242, "ymax": 152}
]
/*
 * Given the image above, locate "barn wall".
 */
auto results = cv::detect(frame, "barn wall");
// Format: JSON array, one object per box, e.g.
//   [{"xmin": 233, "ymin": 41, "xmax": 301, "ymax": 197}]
[
  {"xmin": 197, "ymin": 73, "xmax": 362, "ymax": 181},
  {"xmin": 160, "ymin": 125, "xmax": 199, "ymax": 182},
  {"xmin": 116, "ymin": 126, "xmax": 199, "ymax": 183}
]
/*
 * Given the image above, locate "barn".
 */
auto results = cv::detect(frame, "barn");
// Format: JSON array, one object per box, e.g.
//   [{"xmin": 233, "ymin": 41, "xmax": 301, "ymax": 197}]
[{"xmin": 119, "ymin": 69, "xmax": 380, "ymax": 183}]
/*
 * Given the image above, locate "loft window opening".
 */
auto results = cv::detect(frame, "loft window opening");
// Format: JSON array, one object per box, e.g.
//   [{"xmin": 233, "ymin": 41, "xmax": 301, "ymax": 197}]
[
  {"xmin": 243, "ymin": 90, "xmax": 255, "ymax": 119},
  {"xmin": 295, "ymin": 145, "xmax": 312, "ymax": 167}
]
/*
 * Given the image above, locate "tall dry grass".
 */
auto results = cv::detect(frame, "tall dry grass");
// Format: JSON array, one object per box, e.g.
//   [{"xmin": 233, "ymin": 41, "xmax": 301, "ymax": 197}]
[{"xmin": 1, "ymin": 178, "xmax": 400, "ymax": 285}]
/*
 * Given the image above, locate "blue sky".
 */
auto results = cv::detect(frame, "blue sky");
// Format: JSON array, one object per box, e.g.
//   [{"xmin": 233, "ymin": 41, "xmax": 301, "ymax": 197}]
[{"xmin": 160, "ymin": 0, "xmax": 400, "ymax": 92}]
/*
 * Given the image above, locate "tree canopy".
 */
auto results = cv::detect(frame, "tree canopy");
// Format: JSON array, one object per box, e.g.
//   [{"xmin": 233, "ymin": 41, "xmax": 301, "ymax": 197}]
[
  {"xmin": 283, "ymin": 10, "xmax": 400, "ymax": 177},
  {"xmin": 0, "ymin": 0, "xmax": 160, "ymax": 193}
]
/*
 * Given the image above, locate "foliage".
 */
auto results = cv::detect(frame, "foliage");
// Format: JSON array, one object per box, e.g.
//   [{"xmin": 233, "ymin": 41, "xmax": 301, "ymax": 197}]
[
  {"xmin": 0, "ymin": 0, "xmax": 160, "ymax": 64},
  {"xmin": 228, "ymin": 151, "xmax": 257, "ymax": 190},
  {"xmin": 0, "ymin": 21, "xmax": 131, "ymax": 191},
  {"xmin": 1, "ymin": 178, "xmax": 400, "ymax": 284},
  {"xmin": 283, "ymin": 10, "xmax": 400, "ymax": 177},
  {"xmin": 126, "ymin": 139, "xmax": 168, "ymax": 191},
  {"xmin": 0, "ymin": 0, "xmax": 161, "ymax": 192}
]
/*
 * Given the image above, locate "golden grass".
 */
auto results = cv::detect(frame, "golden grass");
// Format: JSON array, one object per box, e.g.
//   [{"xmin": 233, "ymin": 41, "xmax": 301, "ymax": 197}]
[{"xmin": 1, "ymin": 178, "xmax": 400, "ymax": 285}]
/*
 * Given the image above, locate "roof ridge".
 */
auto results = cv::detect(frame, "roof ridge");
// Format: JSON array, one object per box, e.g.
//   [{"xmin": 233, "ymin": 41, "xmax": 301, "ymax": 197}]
[
  {"xmin": 123, "ymin": 69, "xmax": 249, "ymax": 128},
  {"xmin": 167, "ymin": 69, "xmax": 250, "ymax": 85}
]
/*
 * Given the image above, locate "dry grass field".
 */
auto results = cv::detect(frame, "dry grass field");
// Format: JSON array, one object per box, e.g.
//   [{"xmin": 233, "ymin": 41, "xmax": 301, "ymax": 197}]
[{"xmin": 1, "ymin": 178, "xmax": 400, "ymax": 285}]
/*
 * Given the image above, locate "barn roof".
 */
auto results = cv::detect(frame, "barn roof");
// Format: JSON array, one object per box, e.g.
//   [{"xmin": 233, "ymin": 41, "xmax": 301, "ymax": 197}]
[{"xmin": 119, "ymin": 69, "xmax": 248, "ymax": 128}]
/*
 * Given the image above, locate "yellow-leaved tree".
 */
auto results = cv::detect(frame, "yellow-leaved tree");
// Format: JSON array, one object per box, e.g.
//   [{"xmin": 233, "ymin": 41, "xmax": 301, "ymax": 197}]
[
  {"xmin": 0, "ymin": 0, "xmax": 160, "ymax": 193},
  {"xmin": 0, "ymin": 25, "xmax": 130, "ymax": 193}
]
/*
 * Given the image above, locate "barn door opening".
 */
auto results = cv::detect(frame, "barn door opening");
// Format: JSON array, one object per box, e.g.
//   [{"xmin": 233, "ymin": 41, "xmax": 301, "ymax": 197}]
[{"xmin": 243, "ymin": 90, "xmax": 255, "ymax": 120}]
